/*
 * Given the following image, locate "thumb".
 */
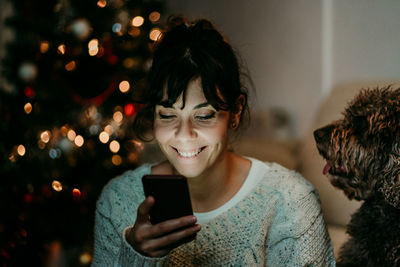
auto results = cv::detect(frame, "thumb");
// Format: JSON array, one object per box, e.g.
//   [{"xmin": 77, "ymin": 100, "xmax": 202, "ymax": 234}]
[{"xmin": 136, "ymin": 196, "xmax": 155, "ymax": 223}]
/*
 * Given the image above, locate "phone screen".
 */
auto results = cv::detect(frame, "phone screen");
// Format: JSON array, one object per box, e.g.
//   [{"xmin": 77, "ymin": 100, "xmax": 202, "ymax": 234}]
[{"xmin": 142, "ymin": 174, "xmax": 193, "ymax": 224}]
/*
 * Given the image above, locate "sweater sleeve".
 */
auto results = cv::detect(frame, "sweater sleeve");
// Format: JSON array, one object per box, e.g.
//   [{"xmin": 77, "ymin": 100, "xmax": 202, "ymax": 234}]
[
  {"xmin": 92, "ymin": 173, "xmax": 169, "ymax": 267},
  {"xmin": 266, "ymin": 189, "xmax": 335, "ymax": 267}
]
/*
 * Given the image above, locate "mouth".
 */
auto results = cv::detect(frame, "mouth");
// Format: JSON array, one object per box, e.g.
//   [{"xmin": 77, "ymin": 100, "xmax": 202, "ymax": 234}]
[
  {"xmin": 322, "ymin": 162, "xmax": 348, "ymax": 177},
  {"xmin": 172, "ymin": 146, "xmax": 207, "ymax": 159}
]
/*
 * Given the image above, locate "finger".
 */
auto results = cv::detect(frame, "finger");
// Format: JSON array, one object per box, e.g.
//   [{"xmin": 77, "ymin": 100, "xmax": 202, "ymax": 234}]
[
  {"xmin": 144, "ymin": 233, "xmax": 197, "ymax": 258},
  {"xmin": 147, "ymin": 215, "xmax": 198, "ymax": 238},
  {"xmin": 152, "ymin": 223, "xmax": 201, "ymax": 249},
  {"xmin": 136, "ymin": 196, "xmax": 155, "ymax": 223}
]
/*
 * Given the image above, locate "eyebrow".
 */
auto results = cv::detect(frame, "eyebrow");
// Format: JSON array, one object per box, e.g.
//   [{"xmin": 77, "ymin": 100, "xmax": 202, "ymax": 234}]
[{"xmin": 158, "ymin": 101, "xmax": 211, "ymax": 109}]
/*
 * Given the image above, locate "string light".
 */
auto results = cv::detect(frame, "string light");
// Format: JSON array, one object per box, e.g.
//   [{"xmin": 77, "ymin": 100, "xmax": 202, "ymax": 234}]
[
  {"xmin": 24, "ymin": 102, "xmax": 33, "ymax": 114},
  {"xmin": 88, "ymin": 39, "xmax": 99, "ymax": 56},
  {"xmin": 149, "ymin": 11, "xmax": 161, "ymax": 23},
  {"xmin": 52, "ymin": 180, "xmax": 63, "ymax": 192},
  {"xmin": 40, "ymin": 41, "xmax": 49, "ymax": 53},
  {"xmin": 149, "ymin": 28, "xmax": 162, "ymax": 41},
  {"xmin": 109, "ymin": 140, "xmax": 120, "ymax": 153},
  {"xmin": 40, "ymin": 130, "xmax": 51, "ymax": 143},
  {"xmin": 131, "ymin": 16, "xmax": 144, "ymax": 27},
  {"xmin": 99, "ymin": 131, "xmax": 110, "ymax": 143},
  {"xmin": 111, "ymin": 154, "xmax": 122, "ymax": 165},
  {"xmin": 17, "ymin": 145, "xmax": 26, "ymax": 156},
  {"xmin": 74, "ymin": 135, "xmax": 84, "ymax": 147},
  {"xmin": 119, "ymin": 80, "xmax": 130, "ymax": 93},
  {"xmin": 97, "ymin": 0, "xmax": 106, "ymax": 8}
]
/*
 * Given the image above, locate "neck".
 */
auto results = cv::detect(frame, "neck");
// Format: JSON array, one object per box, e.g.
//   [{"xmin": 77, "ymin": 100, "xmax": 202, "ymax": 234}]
[{"xmin": 186, "ymin": 151, "xmax": 250, "ymax": 213}]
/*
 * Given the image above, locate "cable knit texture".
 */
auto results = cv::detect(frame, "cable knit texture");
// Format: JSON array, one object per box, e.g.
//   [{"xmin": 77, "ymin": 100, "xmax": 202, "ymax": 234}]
[{"xmin": 92, "ymin": 161, "xmax": 335, "ymax": 266}]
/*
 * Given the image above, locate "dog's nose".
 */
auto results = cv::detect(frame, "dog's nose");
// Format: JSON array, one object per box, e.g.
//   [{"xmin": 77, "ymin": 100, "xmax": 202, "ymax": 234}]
[{"xmin": 314, "ymin": 124, "xmax": 334, "ymax": 143}]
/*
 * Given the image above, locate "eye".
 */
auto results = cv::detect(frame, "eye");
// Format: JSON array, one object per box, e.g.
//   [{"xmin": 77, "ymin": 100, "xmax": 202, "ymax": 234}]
[
  {"xmin": 195, "ymin": 112, "xmax": 216, "ymax": 121},
  {"xmin": 158, "ymin": 112, "xmax": 176, "ymax": 120}
]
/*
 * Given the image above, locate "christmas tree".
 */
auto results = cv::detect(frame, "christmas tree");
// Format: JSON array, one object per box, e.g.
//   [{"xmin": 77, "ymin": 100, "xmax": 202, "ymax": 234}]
[{"xmin": 0, "ymin": 0, "xmax": 165, "ymax": 265}]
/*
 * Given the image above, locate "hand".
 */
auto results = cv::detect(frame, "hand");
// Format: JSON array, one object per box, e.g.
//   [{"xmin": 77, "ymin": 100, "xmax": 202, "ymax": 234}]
[{"xmin": 126, "ymin": 196, "xmax": 201, "ymax": 258}]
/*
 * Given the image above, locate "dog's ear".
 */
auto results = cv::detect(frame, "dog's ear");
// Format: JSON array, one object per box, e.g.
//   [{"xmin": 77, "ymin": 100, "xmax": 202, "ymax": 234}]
[
  {"xmin": 346, "ymin": 87, "xmax": 400, "ymax": 142},
  {"xmin": 380, "ymin": 174, "xmax": 400, "ymax": 209},
  {"xmin": 379, "ymin": 149, "xmax": 400, "ymax": 208}
]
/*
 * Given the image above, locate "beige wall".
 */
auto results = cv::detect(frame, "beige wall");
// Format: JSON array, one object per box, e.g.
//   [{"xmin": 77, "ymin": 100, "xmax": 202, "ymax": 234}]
[{"xmin": 167, "ymin": 0, "xmax": 400, "ymax": 138}]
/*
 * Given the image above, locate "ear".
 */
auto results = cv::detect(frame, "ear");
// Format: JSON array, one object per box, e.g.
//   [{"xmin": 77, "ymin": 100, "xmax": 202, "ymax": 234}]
[
  {"xmin": 380, "ymin": 174, "xmax": 400, "ymax": 209},
  {"xmin": 229, "ymin": 94, "xmax": 245, "ymax": 129}
]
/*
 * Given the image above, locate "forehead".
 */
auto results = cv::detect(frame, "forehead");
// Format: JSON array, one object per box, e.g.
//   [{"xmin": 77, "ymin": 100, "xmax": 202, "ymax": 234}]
[{"xmin": 161, "ymin": 78, "xmax": 208, "ymax": 108}]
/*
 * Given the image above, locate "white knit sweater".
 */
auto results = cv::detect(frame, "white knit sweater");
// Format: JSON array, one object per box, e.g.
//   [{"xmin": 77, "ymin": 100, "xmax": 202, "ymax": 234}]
[{"xmin": 92, "ymin": 160, "xmax": 335, "ymax": 266}]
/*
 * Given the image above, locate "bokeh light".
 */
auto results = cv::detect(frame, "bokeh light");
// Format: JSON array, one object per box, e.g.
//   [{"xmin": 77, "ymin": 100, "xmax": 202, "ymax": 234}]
[
  {"xmin": 119, "ymin": 80, "xmax": 130, "ymax": 93},
  {"xmin": 104, "ymin": 125, "xmax": 114, "ymax": 135},
  {"xmin": 128, "ymin": 27, "xmax": 140, "ymax": 37},
  {"xmin": 149, "ymin": 11, "xmax": 160, "ymax": 23},
  {"xmin": 124, "ymin": 103, "xmax": 135, "ymax": 116},
  {"xmin": 67, "ymin": 129, "xmax": 76, "ymax": 141},
  {"xmin": 149, "ymin": 28, "xmax": 162, "ymax": 41},
  {"xmin": 109, "ymin": 140, "xmax": 120, "ymax": 153},
  {"xmin": 65, "ymin": 61, "xmax": 76, "ymax": 71},
  {"xmin": 88, "ymin": 39, "xmax": 99, "ymax": 56},
  {"xmin": 111, "ymin": 154, "xmax": 122, "ymax": 165},
  {"xmin": 131, "ymin": 16, "xmax": 144, "ymax": 27},
  {"xmin": 113, "ymin": 111, "xmax": 123, "ymax": 123},
  {"xmin": 40, "ymin": 130, "xmax": 51, "ymax": 143},
  {"xmin": 24, "ymin": 102, "xmax": 32, "ymax": 114},
  {"xmin": 74, "ymin": 135, "xmax": 84, "ymax": 147},
  {"xmin": 52, "ymin": 180, "xmax": 63, "ymax": 192},
  {"xmin": 72, "ymin": 188, "xmax": 81, "ymax": 198},
  {"xmin": 112, "ymin": 23, "xmax": 122, "ymax": 33},
  {"xmin": 97, "ymin": 0, "xmax": 106, "ymax": 8},
  {"xmin": 17, "ymin": 145, "xmax": 26, "ymax": 156},
  {"xmin": 80, "ymin": 252, "xmax": 92, "ymax": 264},
  {"xmin": 57, "ymin": 44, "xmax": 66, "ymax": 55},
  {"xmin": 99, "ymin": 131, "xmax": 110, "ymax": 143},
  {"xmin": 40, "ymin": 41, "xmax": 49, "ymax": 53}
]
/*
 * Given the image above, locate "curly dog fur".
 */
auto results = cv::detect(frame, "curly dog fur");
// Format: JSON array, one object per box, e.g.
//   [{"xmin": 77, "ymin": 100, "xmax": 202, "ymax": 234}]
[{"xmin": 314, "ymin": 86, "xmax": 400, "ymax": 266}]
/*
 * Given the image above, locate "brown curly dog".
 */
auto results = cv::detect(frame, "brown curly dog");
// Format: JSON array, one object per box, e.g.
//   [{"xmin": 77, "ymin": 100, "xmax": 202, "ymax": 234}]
[{"xmin": 314, "ymin": 86, "xmax": 400, "ymax": 267}]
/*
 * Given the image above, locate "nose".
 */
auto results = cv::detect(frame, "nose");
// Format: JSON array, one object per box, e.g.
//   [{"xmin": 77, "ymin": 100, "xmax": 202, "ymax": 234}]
[
  {"xmin": 313, "ymin": 124, "xmax": 335, "ymax": 143},
  {"xmin": 175, "ymin": 119, "xmax": 197, "ymax": 140}
]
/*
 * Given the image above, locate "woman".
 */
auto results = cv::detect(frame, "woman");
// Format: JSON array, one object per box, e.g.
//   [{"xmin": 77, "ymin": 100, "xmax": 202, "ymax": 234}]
[{"xmin": 93, "ymin": 16, "xmax": 335, "ymax": 266}]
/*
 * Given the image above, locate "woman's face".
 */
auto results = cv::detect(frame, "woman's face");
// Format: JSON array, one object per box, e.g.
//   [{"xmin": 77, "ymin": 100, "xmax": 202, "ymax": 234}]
[{"xmin": 154, "ymin": 78, "xmax": 231, "ymax": 178}]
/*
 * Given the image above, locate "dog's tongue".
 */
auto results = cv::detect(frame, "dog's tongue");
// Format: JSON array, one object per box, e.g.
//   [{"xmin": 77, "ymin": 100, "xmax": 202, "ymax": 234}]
[{"xmin": 323, "ymin": 163, "xmax": 331, "ymax": 175}]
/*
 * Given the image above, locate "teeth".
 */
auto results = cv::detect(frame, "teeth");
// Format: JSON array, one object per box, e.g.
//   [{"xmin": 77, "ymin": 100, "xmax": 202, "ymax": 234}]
[{"xmin": 177, "ymin": 148, "xmax": 203, "ymax": 158}]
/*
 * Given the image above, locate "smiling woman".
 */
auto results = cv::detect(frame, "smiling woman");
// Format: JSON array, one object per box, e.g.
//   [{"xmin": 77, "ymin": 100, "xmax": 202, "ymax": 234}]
[{"xmin": 92, "ymin": 16, "xmax": 336, "ymax": 266}]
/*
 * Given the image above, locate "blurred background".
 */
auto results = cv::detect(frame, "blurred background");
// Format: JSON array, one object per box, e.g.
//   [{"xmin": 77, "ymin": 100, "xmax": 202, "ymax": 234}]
[{"xmin": 1, "ymin": 0, "xmax": 400, "ymax": 265}]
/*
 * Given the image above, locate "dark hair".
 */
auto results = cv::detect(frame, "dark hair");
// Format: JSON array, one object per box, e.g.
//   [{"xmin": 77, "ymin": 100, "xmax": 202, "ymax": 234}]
[{"xmin": 133, "ymin": 16, "xmax": 250, "ymax": 141}]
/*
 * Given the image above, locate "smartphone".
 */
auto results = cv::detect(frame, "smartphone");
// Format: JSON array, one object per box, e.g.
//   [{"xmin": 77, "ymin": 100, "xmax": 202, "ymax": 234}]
[{"xmin": 142, "ymin": 174, "xmax": 193, "ymax": 224}]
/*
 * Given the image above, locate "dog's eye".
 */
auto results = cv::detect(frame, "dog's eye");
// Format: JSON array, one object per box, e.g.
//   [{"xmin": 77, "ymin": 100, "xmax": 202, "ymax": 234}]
[{"xmin": 353, "ymin": 116, "xmax": 369, "ymax": 137}]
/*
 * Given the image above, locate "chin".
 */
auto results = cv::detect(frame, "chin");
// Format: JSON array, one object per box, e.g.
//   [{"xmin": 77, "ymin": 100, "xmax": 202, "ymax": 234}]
[{"xmin": 170, "ymin": 160, "xmax": 207, "ymax": 178}]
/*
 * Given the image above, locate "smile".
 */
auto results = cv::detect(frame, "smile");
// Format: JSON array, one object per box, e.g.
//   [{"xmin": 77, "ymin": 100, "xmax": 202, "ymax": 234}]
[{"xmin": 172, "ymin": 146, "xmax": 207, "ymax": 158}]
